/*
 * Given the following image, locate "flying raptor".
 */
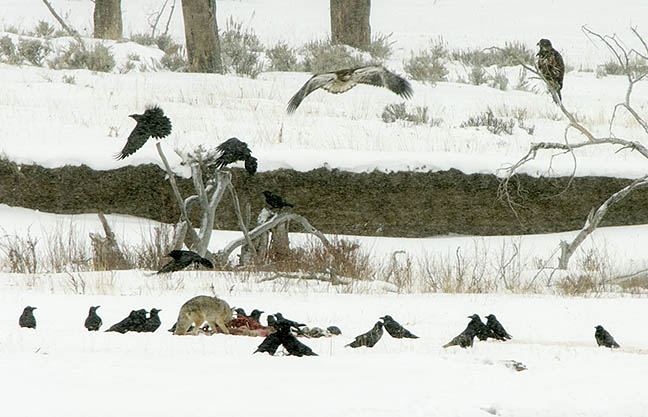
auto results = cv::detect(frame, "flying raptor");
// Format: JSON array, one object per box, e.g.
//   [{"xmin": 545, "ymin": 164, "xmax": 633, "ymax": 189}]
[
  {"xmin": 115, "ymin": 106, "xmax": 172, "ymax": 160},
  {"xmin": 286, "ymin": 65, "xmax": 413, "ymax": 114}
]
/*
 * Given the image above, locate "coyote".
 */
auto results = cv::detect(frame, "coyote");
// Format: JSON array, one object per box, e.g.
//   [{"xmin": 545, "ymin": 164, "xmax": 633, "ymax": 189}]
[{"xmin": 173, "ymin": 295, "xmax": 233, "ymax": 336}]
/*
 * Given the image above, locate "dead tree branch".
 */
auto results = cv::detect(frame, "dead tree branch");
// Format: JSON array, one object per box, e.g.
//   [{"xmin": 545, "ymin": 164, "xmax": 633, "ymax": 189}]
[
  {"xmin": 227, "ymin": 183, "xmax": 257, "ymax": 257},
  {"xmin": 558, "ymin": 176, "xmax": 648, "ymax": 268},
  {"xmin": 496, "ymin": 27, "xmax": 648, "ymax": 269},
  {"xmin": 42, "ymin": 0, "xmax": 83, "ymax": 42},
  {"xmin": 258, "ymin": 269, "xmax": 352, "ymax": 286},
  {"xmin": 214, "ymin": 213, "xmax": 330, "ymax": 266}
]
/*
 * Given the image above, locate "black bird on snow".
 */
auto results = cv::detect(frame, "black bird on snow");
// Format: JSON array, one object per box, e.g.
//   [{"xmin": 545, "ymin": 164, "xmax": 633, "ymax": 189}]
[
  {"xmin": 467, "ymin": 314, "xmax": 496, "ymax": 341},
  {"xmin": 84, "ymin": 306, "xmax": 102, "ymax": 331},
  {"xmin": 255, "ymin": 314, "xmax": 316, "ymax": 356},
  {"xmin": 536, "ymin": 38, "xmax": 565, "ymax": 102},
  {"xmin": 327, "ymin": 325, "xmax": 342, "ymax": 336},
  {"xmin": 136, "ymin": 308, "xmax": 162, "ymax": 333},
  {"xmin": 380, "ymin": 315, "xmax": 418, "ymax": 339},
  {"xmin": 442, "ymin": 327, "xmax": 476, "ymax": 349},
  {"xmin": 115, "ymin": 106, "xmax": 172, "ymax": 160},
  {"xmin": 485, "ymin": 314, "xmax": 512, "ymax": 341},
  {"xmin": 214, "ymin": 137, "xmax": 257, "ymax": 175},
  {"xmin": 346, "ymin": 321, "xmax": 384, "ymax": 348},
  {"xmin": 19, "ymin": 306, "xmax": 37, "ymax": 329},
  {"xmin": 595, "ymin": 325, "xmax": 620, "ymax": 348},
  {"xmin": 286, "ymin": 65, "xmax": 413, "ymax": 114},
  {"xmin": 157, "ymin": 250, "xmax": 214, "ymax": 274},
  {"xmin": 263, "ymin": 190, "xmax": 294, "ymax": 210},
  {"xmin": 106, "ymin": 309, "xmax": 148, "ymax": 333},
  {"xmin": 234, "ymin": 308, "xmax": 248, "ymax": 317}
]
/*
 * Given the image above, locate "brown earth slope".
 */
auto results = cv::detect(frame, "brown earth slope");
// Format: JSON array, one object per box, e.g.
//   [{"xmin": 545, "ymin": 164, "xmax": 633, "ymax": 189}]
[{"xmin": 1, "ymin": 161, "xmax": 647, "ymax": 237}]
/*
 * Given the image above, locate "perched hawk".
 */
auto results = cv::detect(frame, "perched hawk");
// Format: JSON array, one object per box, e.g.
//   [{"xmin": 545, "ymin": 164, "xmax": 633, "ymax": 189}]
[
  {"xmin": 536, "ymin": 39, "xmax": 565, "ymax": 102},
  {"xmin": 286, "ymin": 65, "xmax": 413, "ymax": 113},
  {"xmin": 115, "ymin": 106, "xmax": 172, "ymax": 160},
  {"xmin": 214, "ymin": 137, "xmax": 257, "ymax": 175}
]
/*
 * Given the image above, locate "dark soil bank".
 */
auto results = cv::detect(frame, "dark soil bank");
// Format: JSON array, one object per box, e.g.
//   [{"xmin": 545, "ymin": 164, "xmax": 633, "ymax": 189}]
[{"xmin": 1, "ymin": 161, "xmax": 647, "ymax": 237}]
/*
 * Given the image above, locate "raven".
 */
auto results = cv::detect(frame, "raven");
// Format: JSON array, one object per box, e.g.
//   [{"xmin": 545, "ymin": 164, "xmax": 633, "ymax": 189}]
[
  {"xmin": 287, "ymin": 65, "xmax": 413, "ymax": 114},
  {"xmin": 467, "ymin": 314, "xmax": 496, "ymax": 341},
  {"xmin": 380, "ymin": 315, "xmax": 418, "ymax": 339},
  {"xmin": 214, "ymin": 137, "xmax": 257, "ymax": 175},
  {"xmin": 115, "ymin": 106, "xmax": 172, "ymax": 160},
  {"xmin": 263, "ymin": 190, "xmax": 294, "ymax": 209},
  {"xmin": 249, "ymin": 309, "xmax": 264, "ymax": 322},
  {"xmin": 537, "ymin": 39, "xmax": 565, "ymax": 102},
  {"xmin": 346, "ymin": 321, "xmax": 384, "ymax": 348},
  {"xmin": 485, "ymin": 314, "xmax": 512, "ymax": 340},
  {"xmin": 84, "ymin": 305, "xmax": 102, "ymax": 331},
  {"xmin": 106, "ymin": 309, "xmax": 148, "ymax": 333},
  {"xmin": 595, "ymin": 325, "xmax": 620, "ymax": 348},
  {"xmin": 443, "ymin": 327, "xmax": 476, "ymax": 349},
  {"xmin": 136, "ymin": 308, "xmax": 162, "ymax": 333},
  {"xmin": 19, "ymin": 306, "xmax": 37, "ymax": 329},
  {"xmin": 157, "ymin": 250, "xmax": 214, "ymax": 274}
]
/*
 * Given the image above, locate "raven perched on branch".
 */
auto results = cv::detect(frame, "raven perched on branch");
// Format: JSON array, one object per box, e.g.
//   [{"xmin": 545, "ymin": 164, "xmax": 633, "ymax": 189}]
[{"xmin": 214, "ymin": 137, "xmax": 257, "ymax": 175}]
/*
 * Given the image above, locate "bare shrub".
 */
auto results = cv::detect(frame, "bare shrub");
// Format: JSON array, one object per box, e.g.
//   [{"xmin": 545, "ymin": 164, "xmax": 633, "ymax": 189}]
[
  {"xmin": 420, "ymin": 246, "xmax": 492, "ymax": 293},
  {"xmin": 300, "ymin": 39, "xmax": 370, "ymax": 73},
  {"xmin": 43, "ymin": 223, "xmax": 90, "ymax": 272},
  {"xmin": 127, "ymin": 224, "xmax": 174, "ymax": 271},
  {"xmin": 32, "ymin": 20, "xmax": 56, "ymax": 38},
  {"xmin": 266, "ymin": 40, "xmax": 300, "ymax": 71},
  {"xmin": 363, "ymin": 32, "xmax": 394, "ymax": 61},
  {"xmin": 0, "ymin": 229, "xmax": 38, "ymax": 273},
  {"xmin": 220, "ymin": 17, "xmax": 264, "ymax": 78},
  {"xmin": 0, "ymin": 36, "xmax": 21, "ymax": 64},
  {"xmin": 377, "ymin": 251, "xmax": 415, "ymax": 293},
  {"xmin": 403, "ymin": 48, "xmax": 448, "ymax": 84},
  {"xmin": 598, "ymin": 58, "xmax": 648, "ymax": 77},
  {"xmin": 251, "ymin": 237, "xmax": 374, "ymax": 281},
  {"xmin": 160, "ymin": 48, "xmax": 187, "ymax": 71},
  {"xmin": 18, "ymin": 38, "xmax": 51, "ymax": 66},
  {"xmin": 381, "ymin": 102, "xmax": 433, "ymax": 125},
  {"xmin": 488, "ymin": 68, "xmax": 509, "ymax": 90},
  {"xmin": 452, "ymin": 41, "xmax": 534, "ymax": 67},
  {"xmin": 555, "ymin": 246, "xmax": 613, "ymax": 296},
  {"xmin": 50, "ymin": 41, "xmax": 116, "ymax": 72},
  {"xmin": 460, "ymin": 108, "xmax": 515, "ymax": 135}
]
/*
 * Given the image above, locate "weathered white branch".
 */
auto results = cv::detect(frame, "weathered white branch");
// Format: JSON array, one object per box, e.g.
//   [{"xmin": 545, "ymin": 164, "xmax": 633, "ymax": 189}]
[
  {"xmin": 227, "ymin": 183, "xmax": 257, "ymax": 257},
  {"xmin": 558, "ymin": 176, "xmax": 648, "ymax": 269},
  {"xmin": 214, "ymin": 213, "xmax": 329, "ymax": 266},
  {"xmin": 257, "ymin": 270, "xmax": 352, "ymax": 286}
]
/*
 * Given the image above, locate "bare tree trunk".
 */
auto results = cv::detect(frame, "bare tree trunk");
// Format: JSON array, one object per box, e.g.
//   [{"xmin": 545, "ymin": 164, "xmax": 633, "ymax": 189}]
[
  {"xmin": 181, "ymin": 0, "xmax": 223, "ymax": 73},
  {"xmin": 270, "ymin": 221, "xmax": 291, "ymax": 260},
  {"xmin": 330, "ymin": 0, "xmax": 371, "ymax": 50},
  {"xmin": 93, "ymin": 0, "xmax": 123, "ymax": 40}
]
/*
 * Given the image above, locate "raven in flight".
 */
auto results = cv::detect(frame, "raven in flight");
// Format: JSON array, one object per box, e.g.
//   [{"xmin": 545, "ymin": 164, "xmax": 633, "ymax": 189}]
[{"xmin": 115, "ymin": 106, "xmax": 172, "ymax": 160}]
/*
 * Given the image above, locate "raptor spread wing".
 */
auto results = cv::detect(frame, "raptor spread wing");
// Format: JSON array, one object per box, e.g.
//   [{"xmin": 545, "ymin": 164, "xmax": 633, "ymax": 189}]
[
  {"xmin": 353, "ymin": 66, "xmax": 413, "ymax": 99},
  {"xmin": 286, "ymin": 72, "xmax": 337, "ymax": 113}
]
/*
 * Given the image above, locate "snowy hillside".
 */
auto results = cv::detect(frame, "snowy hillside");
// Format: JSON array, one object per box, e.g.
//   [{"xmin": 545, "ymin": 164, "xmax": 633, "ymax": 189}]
[{"xmin": 0, "ymin": 0, "xmax": 647, "ymax": 178}]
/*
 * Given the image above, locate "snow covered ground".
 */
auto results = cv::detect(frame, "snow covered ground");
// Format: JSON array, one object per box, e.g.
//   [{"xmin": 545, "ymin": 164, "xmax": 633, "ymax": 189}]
[
  {"xmin": 0, "ymin": 0, "xmax": 647, "ymax": 178},
  {"xmin": 2, "ymin": 1, "xmax": 648, "ymax": 415}
]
